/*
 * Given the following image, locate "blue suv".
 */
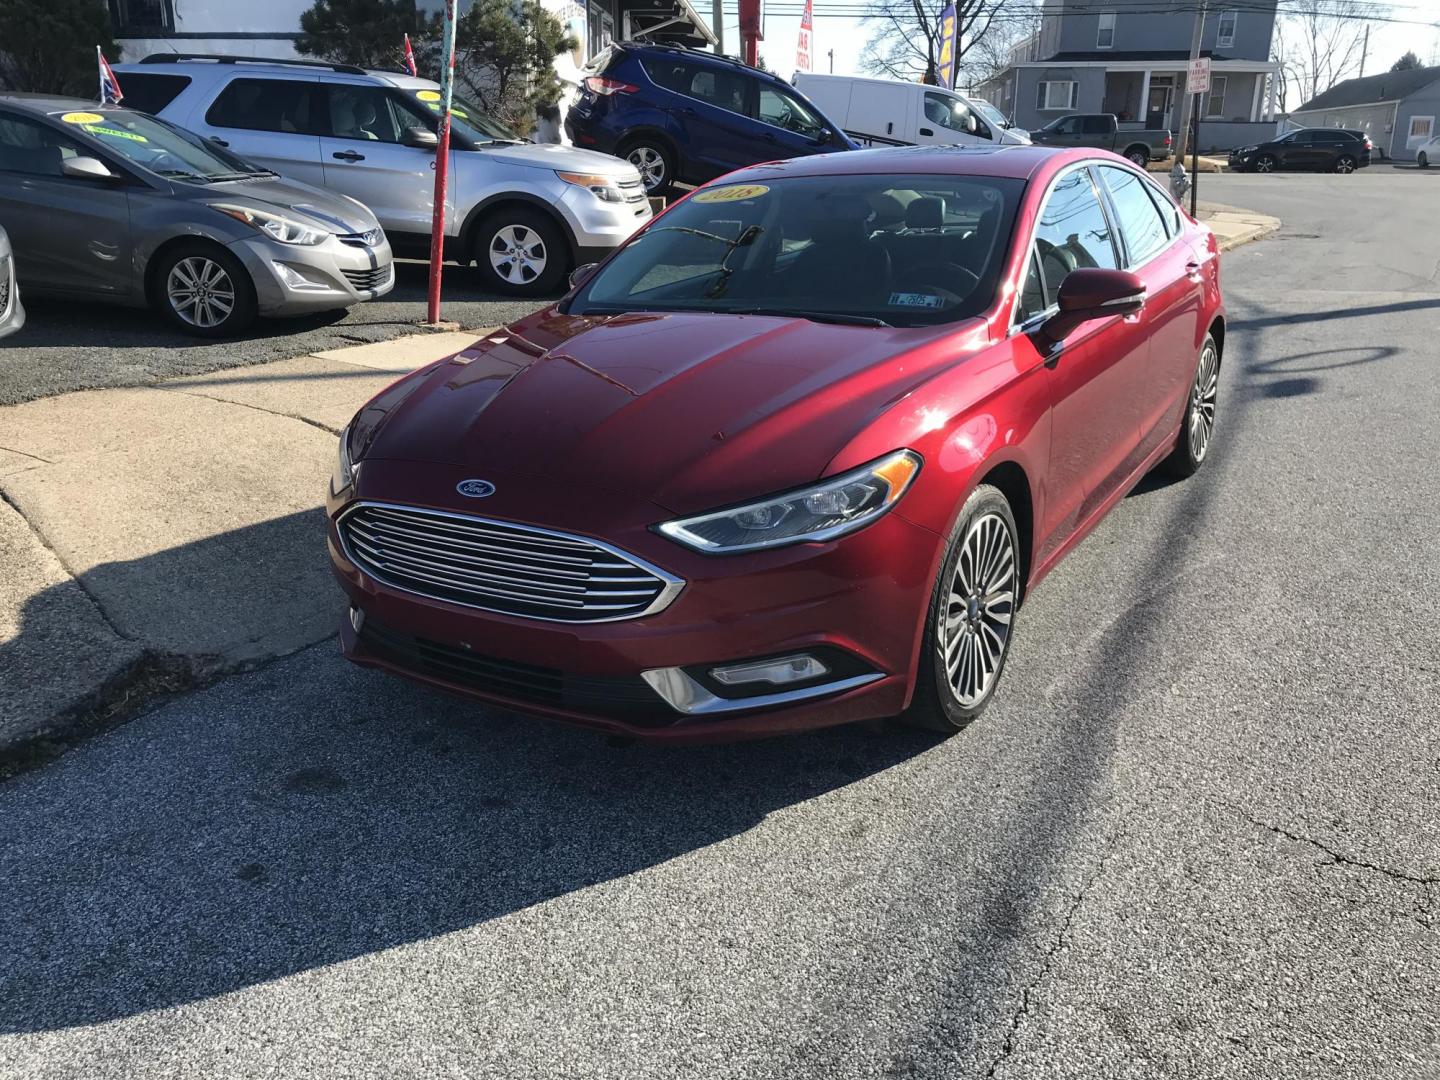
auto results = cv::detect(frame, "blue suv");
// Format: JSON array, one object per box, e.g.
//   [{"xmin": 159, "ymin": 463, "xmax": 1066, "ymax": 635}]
[{"xmin": 565, "ymin": 44, "xmax": 856, "ymax": 194}]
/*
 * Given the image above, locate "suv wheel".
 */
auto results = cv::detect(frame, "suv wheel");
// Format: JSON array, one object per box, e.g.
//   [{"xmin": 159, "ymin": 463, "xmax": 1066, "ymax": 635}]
[
  {"xmin": 154, "ymin": 242, "xmax": 257, "ymax": 338},
  {"xmin": 474, "ymin": 208, "xmax": 567, "ymax": 296},
  {"xmin": 1334, "ymin": 154, "xmax": 1357, "ymax": 173},
  {"xmin": 621, "ymin": 139, "xmax": 674, "ymax": 195}
]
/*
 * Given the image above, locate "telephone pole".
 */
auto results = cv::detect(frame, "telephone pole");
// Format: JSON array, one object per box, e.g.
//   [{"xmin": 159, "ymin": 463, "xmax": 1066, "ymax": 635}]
[
  {"xmin": 1359, "ymin": 25, "xmax": 1369, "ymax": 77},
  {"xmin": 1175, "ymin": 0, "xmax": 1206, "ymax": 161},
  {"xmin": 713, "ymin": 0, "xmax": 725, "ymax": 54}
]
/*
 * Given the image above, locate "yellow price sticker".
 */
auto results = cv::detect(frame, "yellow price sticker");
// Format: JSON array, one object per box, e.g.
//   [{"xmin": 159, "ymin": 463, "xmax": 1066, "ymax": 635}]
[
  {"xmin": 692, "ymin": 183, "xmax": 770, "ymax": 204},
  {"xmin": 60, "ymin": 111, "xmax": 105, "ymax": 125},
  {"xmin": 416, "ymin": 90, "xmax": 441, "ymax": 102}
]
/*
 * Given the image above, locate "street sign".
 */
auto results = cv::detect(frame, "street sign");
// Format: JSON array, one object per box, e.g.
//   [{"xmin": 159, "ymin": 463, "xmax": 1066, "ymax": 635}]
[{"xmin": 1188, "ymin": 56, "xmax": 1211, "ymax": 95}]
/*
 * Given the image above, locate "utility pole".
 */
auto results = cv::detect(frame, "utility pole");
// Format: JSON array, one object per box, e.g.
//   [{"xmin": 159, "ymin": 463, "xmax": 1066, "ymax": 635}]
[
  {"xmin": 1175, "ymin": 0, "xmax": 1206, "ymax": 161},
  {"xmin": 828, "ymin": 47, "xmax": 834, "ymax": 72},
  {"xmin": 1359, "ymin": 25, "xmax": 1368, "ymax": 77},
  {"xmin": 713, "ymin": 0, "xmax": 725, "ymax": 54}
]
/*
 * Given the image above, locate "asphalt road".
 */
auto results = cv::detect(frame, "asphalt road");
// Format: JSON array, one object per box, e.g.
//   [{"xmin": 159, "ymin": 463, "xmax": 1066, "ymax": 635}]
[
  {"xmin": 2, "ymin": 169, "xmax": 1438, "ymax": 1078},
  {"xmin": 0, "ymin": 260, "xmax": 543, "ymax": 406}
]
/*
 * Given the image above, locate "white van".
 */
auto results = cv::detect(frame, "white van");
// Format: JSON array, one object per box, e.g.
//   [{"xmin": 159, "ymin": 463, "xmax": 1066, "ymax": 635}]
[{"xmin": 793, "ymin": 73, "xmax": 1030, "ymax": 150}]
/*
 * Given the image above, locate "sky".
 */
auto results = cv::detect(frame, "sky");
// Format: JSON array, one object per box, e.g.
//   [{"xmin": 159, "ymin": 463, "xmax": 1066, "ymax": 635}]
[{"xmin": 717, "ymin": 1, "xmax": 1440, "ymax": 88}]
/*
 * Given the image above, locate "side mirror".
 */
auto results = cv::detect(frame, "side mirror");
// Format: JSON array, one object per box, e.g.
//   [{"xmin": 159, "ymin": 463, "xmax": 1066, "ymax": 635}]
[
  {"xmin": 403, "ymin": 127, "xmax": 440, "ymax": 150},
  {"xmin": 1041, "ymin": 268, "xmax": 1145, "ymax": 340},
  {"xmin": 61, "ymin": 156, "xmax": 117, "ymax": 181},
  {"xmin": 569, "ymin": 262, "xmax": 598, "ymax": 290}
]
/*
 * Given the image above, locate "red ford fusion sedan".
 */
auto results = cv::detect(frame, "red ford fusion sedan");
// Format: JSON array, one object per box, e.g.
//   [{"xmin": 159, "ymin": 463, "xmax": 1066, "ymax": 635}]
[{"xmin": 327, "ymin": 145, "xmax": 1223, "ymax": 741}]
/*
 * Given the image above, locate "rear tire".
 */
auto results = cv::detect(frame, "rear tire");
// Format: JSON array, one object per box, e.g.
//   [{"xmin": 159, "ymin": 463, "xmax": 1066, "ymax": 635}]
[
  {"xmin": 1125, "ymin": 147, "xmax": 1149, "ymax": 168},
  {"xmin": 1418, "ymin": 151, "xmax": 1429, "ymax": 168},
  {"xmin": 473, "ymin": 208, "xmax": 568, "ymax": 297},
  {"xmin": 899, "ymin": 485, "xmax": 1020, "ymax": 734},
  {"xmin": 619, "ymin": 137, "xmax": 675, "ymax": 196},
  {"xmin": 1161, "ymin": 333, "xmax": 1220, "ymax": 478},
  {"xmin": 152, "ymin": 241, "xmax": 257, "ymax": 338},
  {"xmin": 1334, "ymin": 154, "xmax": 1357, "ymax": 173}
]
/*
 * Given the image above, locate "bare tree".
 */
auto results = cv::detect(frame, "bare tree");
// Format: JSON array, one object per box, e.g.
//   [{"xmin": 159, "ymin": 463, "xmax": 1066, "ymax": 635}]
[
  {"xmin": 1274, "ymin": 0, "xmax": 1385, "ymax": 107},
  {"xmin": 862, "ymin": 0, "xmax": 1008, "ymax": 85},
  {"xmin": 959, "ymin": 0, "xmax": 1040, "ymax": 87}
]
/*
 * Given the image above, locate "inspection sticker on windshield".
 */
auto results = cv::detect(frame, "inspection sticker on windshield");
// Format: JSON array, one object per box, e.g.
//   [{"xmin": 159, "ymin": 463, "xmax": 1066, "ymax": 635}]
[
  {"xmin": 888, "ymin": 292, "xmax": 944, "ymax": 308},
  {"xmin": 59, "ymin": 112, "xmax": 104, "ymax": 125},
  {"xmin": 693, "ymin": 184, "xmax": 770, "ymax": 204}
]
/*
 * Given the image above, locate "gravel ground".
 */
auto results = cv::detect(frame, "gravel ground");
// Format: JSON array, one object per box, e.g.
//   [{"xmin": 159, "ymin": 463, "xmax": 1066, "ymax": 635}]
[
  {"xmin": 1, "ymin": 171, "xmax": 1437, "ymax": 1078},
  {"xmin": 0, "ymin": 261, "xmax": 545, "ymax": 406}
]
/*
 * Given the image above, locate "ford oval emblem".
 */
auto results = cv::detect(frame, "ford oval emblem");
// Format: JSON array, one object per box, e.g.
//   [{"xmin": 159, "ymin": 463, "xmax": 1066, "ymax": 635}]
[{"xmin": 456, "ymin": 479, "xmax": 495, "ymax": 498}]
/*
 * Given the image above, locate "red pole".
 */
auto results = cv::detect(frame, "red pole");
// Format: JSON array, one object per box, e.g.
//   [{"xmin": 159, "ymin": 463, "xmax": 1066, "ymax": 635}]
[{"xmin": 426, "ymin": 0, "xmax": 458, "ymax": 325}]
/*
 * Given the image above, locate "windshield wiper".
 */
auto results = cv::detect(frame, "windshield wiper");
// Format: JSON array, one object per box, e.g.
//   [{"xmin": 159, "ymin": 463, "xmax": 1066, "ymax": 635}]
[
  {"xmin": 156, "ymin": 169, "xmax": 214, "ymax": 183},
  {"xmin": 730, "ymin": 307, "xmax": 891, "ymax": 327},
  {"xmin": 206, "ymin": 169, "xmax": 278, "ymax": 181}
]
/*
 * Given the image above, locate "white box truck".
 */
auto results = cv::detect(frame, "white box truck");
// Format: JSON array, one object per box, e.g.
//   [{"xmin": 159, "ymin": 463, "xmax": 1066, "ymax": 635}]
[{"xmin": 792, "ymin": 73, "xmax": 1031, "ymax": 150}]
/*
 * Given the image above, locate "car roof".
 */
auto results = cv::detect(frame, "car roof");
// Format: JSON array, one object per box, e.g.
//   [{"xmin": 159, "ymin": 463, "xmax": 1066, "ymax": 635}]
[
  {"xmin": 113, "ymin": 56, "xmax": 434, "ymax": 88},
  {"xmin": 720, "ymin": 144, "xmax": 1099, "ymax": 183},
  {"xmin": 0, "ymin": 93, "xmax": 124, "ymax": 115}
]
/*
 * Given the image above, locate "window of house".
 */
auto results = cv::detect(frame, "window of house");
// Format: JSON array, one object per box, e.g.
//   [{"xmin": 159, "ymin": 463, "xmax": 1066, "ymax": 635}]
[
  {"xmin": 1096, "ymin": 12, "xmax": 1116, "ymax": 49},
  {"xmin": 1407, "ymin": 115, "xmax": 1434, "ymax": 147},
  {"xmin": 1216, "ymin": 10, "xmax": 1237, "ymax": 48},
  {"xmin": 108, "ymin": 0, "xmax": 173, "ymax": 34},
  {"xmin": 205, "ymin": 78, "xmax": 321, "ymax": 136},
  {"xmin": 1030, "ymin": 168, "xmax": 1118, "ymax": 309},
  {"xmin": 1204, "ymin": 75, "xmax": 1228, "ymax": 118},
  {"xmin": 1037, "ymin": 81, "xmax": 1077, "ymax": 111}
]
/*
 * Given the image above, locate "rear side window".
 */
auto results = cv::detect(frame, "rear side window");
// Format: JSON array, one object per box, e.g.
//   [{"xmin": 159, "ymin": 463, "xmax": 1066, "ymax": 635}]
[
  {"xmin": 206, "ymin": 78, "xmax": 320, "ymax": 135},
  {"xmin": 641, "ymin": 58, "xmax": 750, "ymax": 116},
  {"xmin": 1097, "ymin": 165, "xmax": 1170, "ymax": 266},
  {"xmin": 114, "ymin": 73, "xmax": 191, "ymax": 114}
]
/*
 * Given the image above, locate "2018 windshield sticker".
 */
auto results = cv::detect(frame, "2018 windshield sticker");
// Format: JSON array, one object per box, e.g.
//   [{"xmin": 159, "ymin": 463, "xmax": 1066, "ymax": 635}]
[
  {"xmin": 693, "ymin": 184, "xmax": 770, "ymax": 204},
  {"xmin": 59, "ymin": 112, "xmax": 104, "ymax": 125}
]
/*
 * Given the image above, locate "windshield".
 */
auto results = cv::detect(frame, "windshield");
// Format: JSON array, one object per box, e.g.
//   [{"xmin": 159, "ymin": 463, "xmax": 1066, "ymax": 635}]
[
  {"xmin": 406, "ymin": 89, "xmax": 523, "ymax": 143},
  {"xmin": 971, "ymin": 100, "xmax": 1009, "ymax": 129},
  {"xmin": 52, "ymin": 109, "xmax": 266, "ymax": 181},
  {"xmin": 570, "ymin": 173, "xmax": 1023, "ymax": 328}
]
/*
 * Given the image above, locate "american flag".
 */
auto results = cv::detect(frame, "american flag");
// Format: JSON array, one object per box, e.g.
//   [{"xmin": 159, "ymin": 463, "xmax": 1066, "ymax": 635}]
[
  {"xmin": 403, "ymin": 33, "xmax": 418, "ymax": 77},
  {"xmin": 97, "ymin": 46, "xmax": 123, "ymax": 105}
]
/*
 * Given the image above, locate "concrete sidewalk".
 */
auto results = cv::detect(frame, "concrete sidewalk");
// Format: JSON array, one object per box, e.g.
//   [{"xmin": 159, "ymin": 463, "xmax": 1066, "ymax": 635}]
[
  {"xmin": 1196, "ymin": 202, "xmax": 1282, "ymax": 251},
  {"xmin": 0, "ymin": 331, "xmax": 483, "ymax": 765}
]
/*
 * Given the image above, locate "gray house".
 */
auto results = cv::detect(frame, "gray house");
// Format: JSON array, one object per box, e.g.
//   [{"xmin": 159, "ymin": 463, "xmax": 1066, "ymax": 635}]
[
  {"xmin": 1291, "ymin": 66, "xmax": 1440, "ymax": 161},
  {"xmin": 978, "ymin": 0, "xmax": 1280, "ymax": 152}
]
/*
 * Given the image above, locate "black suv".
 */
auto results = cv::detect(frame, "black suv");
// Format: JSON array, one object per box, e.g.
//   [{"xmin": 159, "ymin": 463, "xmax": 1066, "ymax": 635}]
[
  {"xmin": 1229, "ymin": 128, "xmax": 1373, "ymax": 174},
  {"xmin": 565, "ymin": 43, "xmax": 855, "ymax": 194}
]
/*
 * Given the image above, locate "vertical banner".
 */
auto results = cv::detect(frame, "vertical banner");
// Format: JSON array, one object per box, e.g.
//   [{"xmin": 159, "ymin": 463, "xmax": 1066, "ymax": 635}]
[
  {"xmin": 426, "ymin": 0, "xmax": 457, "ymax": 325},
  {"xmin": 935, "ymin": 3, "xmax": 958, "ymax": 90},
  {"xmin": 796, "ymin": 0, "xmax": 813, "ymax": 73}
]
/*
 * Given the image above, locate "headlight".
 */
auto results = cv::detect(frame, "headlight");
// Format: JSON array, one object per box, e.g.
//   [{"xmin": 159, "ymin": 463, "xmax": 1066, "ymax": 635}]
[
  {"xmin": 556, "ymin": 170, "xmax": 624, "ymax": 203},
  {"xmin": 657, "ymin": 450, "xmax": 921, "ymax": 554},
  {"xmin": 211, "ymin": 203, "xmax": 328, "ymax": 245},
  {"xmin": 332, "ymin": 424, "xmax": 354, "ymax": 495}
]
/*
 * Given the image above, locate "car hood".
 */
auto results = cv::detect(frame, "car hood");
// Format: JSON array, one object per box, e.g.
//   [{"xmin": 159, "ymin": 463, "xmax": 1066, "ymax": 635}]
[
  {"xmin": 195, "ymin": 175, "xmax": 381, "ymax": 234},
  {"xmin": 360, "ymin": 309, "xmax": 989, "ymax": 515},
  {"xmin": 479, "ymin": 140, "xmax": 640, "ymax": 177}
]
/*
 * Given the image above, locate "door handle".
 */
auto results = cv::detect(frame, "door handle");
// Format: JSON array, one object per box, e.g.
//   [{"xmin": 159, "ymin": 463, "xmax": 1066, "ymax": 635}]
[
  {"xmin": 919, "ymin": 127, "xmax": 934, "ymax": 137},
  {"xmin": 1185, "ymin": 260, "xmax": 1203, "ymax": 281},
  {"xmin": 332, "ymin": 150, "xmax": 365, "ymax": 162},
  {"xmin": 209, "ymin": 137, "xmax": 229, "ymax": 148},
  {"xmin": 760, "ymin": 132, "xmax": 777, "ymax": 142}
]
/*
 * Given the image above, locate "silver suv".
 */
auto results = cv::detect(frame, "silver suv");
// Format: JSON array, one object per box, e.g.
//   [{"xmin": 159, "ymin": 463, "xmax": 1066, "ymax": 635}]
[{"xmin": 115, "ymin": 55, "xmax": 652, "ymax": 297}]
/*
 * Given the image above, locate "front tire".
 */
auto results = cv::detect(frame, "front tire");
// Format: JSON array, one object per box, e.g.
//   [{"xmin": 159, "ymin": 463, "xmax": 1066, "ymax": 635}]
[
  {"xmin": 474, "ymin": 208, "xmax": 568, "ymax": 296},
  {"xmin": 1419, "ymin": 151, "xmax": 1429, "ymax": 168},
  {"xmin": 153, "ymin": 241, "xmax": 256, "ymax": 338},
  {"xmin": 1161, "ymin": 333, "xmax": 1220, "ymax": 478},
  {"xmin": 900, "ymin": 485, "xmax": 1020, "ymax": 734},
  {"xmin": 1255, "ymin": 154, "xmax": 1277, "ymax": 174}
]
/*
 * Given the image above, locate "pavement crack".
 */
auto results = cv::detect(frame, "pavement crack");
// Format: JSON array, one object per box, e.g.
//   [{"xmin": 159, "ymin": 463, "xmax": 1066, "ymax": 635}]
[
  {"xmin": 984, "ymin": 835, "xmax": 1121, "ymax": 1078},
  {"xmin": 0, "ymin": 443, "xmax": 55, "ymax": 465},
  {"xmin": 158, "ymin": 386, "xmax": 342, "ymax": 436},
  {"xmin": 1246, "ymin": 815, "xmax": 1439, "ymax": 888}
]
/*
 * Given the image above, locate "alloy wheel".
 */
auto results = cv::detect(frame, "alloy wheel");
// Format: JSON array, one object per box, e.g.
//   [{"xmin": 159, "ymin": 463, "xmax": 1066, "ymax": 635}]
[
  {"xmin": 627, "ymin": 146, "xmax": 666, "ymax": 190},
  {"xmin": 940, "ymin": 512, "xmax": 1016, "ymax": 708},
  {"xmin": 167, "ymin": 257, "xmax": 236, "ymax": 329},
  {"xmin": 1256, "ymin": 156, "xmax": 1275, "ymax": 173},
  {"xmin": 1127, "ymin": 150, "xmax": 1148, "ymax": 167},
  {"xmin": 488, "ymin": 224, "xmax": 547, "ymax": 286},
  {"xmin": 1336, "ymin": 156, "xmax": 1356, "ymax": 173},
  {"xmin": 1189, "ymin": 339, "xmax": 1220, "ymax": 463}
]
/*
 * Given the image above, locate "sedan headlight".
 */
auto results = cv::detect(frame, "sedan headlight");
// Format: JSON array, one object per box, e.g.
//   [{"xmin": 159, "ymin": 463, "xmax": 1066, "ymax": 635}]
[
  {"xmin": 556, "ymin": 170, "xmax": 625, "ymax": 203},
  {"xmin": 211, "ymin": 203, "xmax": 329, "ymax": 246},
  {"xmin": 657, "ymin": 450, "xmax": 921, "ymax": 554},
  {"xmin": 332, "ymin": 424, "xmax": 355, "ymax": 494}
]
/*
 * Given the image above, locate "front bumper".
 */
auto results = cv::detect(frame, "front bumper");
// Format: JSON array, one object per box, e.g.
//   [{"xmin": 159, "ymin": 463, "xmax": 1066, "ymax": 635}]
[
  {"xmin": 0, "ymin": 252, "xmax": 24, "ymax": 340},
  {"xmin": 229, "ymin": 232, "xmax": 395, "ymax": 316},
  {"xmin": 326, "ymin": 460, "xmax": 940, "ymax": 742},
  {"xmin": 554, "ymin": 182, "xmax": 651, "ymax": 256}
]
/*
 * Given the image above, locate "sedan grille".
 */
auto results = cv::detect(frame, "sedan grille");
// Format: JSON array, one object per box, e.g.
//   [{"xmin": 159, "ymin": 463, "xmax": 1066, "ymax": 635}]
[
  {"xmin": 342, "ymin": 264, "xmax": 392, "ymax": 292},
  {"xmin": 339, "ymin": 503, "xmax": 683, "ymax": 623}
]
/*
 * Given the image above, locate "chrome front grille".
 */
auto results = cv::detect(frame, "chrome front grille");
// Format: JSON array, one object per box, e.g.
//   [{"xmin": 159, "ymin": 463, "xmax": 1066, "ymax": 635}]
[
  {"xmin": 339, "ymin": 503, "xmax": 683, "ymax": 623},
  {"xmin": 619, "ymin": 177, "xmax": 649, "ymax": 213},
  {"xmin": 342, "ymin": 264, "xmax": 392, "ymax": 291}
]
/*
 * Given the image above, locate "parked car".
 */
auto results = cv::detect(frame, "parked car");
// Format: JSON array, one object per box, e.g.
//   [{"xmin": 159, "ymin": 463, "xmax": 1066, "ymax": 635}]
[
  {"xmin": 327, "ymin": 145, "xmax": 1224, "ymax": 741},
  {"xmin": 0, "ymin": 223, "xmax": 23, "ymax": 339},
  {"xmin": 0, "ymin": 95, "xmax": 393, "ymax": 337},
  {"xmin": 1029, "ymin": 114, "xmax": 1171, "ymax": 167},
  {"xmin": 565, "ymin": 43, "xmax": 856, "ymax": 195},
  {"xmin": 1228, "ymin": 128, "xmax": 1372, "ymax": 173},
  {"xmin": 115, "ymin": 54, "xmax": 650, "ymax": 296},
  {"xmin": 968, "ymin": 96, "xmax": 1028, "ymax": 140},
  {"xmin": 793, "ymin": 73, "xmax": 1031, "ymax": 149},
  {"xmin": 1412, "ymin": 132, "xmax": 1438, "ymax": 167}
]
